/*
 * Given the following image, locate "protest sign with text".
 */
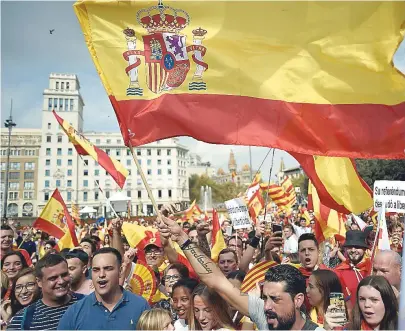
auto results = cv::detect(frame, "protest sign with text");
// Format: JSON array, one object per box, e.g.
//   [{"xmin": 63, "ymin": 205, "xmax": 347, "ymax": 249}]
[
  {"xmin": 225, "ymin": 198, "xmax": 251, "ymax": 229},
  {"xmin": 374, "ymin": 180, "xmax": 405, "ymax": 213}
]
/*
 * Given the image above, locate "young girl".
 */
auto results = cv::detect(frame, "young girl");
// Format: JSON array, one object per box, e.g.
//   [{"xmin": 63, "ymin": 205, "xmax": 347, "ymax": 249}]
[
  {"xmin": 136, "ymin": 308, "xmax": 174, "ymax": 331},
  {"xmin": 172, "ymin": 278, "xmax": 199, "ymax": 331}
]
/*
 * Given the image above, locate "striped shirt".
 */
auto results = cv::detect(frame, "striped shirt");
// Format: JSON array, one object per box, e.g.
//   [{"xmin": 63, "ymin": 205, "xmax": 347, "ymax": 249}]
[{"xmin": 7, "ymin": 293, "xmax": 83, "ymax": 330}]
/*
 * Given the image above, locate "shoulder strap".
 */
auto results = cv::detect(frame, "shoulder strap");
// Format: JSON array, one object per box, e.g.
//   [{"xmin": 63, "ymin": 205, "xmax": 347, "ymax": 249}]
[
  {"xmin": 21, "ymin": 304, "xmax": 36, "ymax": 330},
  {"xmin": 301, "ymin": 319, "xmax": 320, "ymax": 330}
]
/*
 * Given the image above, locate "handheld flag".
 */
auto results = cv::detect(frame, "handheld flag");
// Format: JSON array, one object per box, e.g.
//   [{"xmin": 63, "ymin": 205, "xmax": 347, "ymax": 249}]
[
  {"xmin": 33, "ymin": 189, "xmax": 79, "ymax": 249},
  {"xmin": 211, "ymin": 209, "xmax": 227, "ymax": 262},
  {"xmin": 74, "ymin": 1, "xmax": 405, "ymax": 159},
  {"xmin": 53, "ymin": 111, "xmax": 128, "ymax": 188},
  {"xmin": 241, "ymin": 261, "xmax": 278, "ymax": 293}
]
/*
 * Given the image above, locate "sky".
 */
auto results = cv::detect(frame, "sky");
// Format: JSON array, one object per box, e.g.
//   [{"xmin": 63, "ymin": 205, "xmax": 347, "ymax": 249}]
[{"xmin": 2, "ymin": 1, "xmax": 405, "ymax": 181}]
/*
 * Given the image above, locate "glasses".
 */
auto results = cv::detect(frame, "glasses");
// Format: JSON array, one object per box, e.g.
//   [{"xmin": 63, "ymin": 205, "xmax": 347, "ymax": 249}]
[
  {"xmin": 164, "ymin": 275, "xmax": 181, "ymax": 282},
  {"xmin": 15, "ymin": 282, "xmax": 36, "ymax": 293},
  {"xmin": 145, "ymin": 250, "xmax": 162, "ymax": 256}
]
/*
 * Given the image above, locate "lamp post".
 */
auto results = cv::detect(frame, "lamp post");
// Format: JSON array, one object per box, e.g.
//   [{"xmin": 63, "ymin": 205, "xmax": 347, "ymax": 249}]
[{"xmin": 2, "ymin": 100, "xmax": 16, "ymax": 220}]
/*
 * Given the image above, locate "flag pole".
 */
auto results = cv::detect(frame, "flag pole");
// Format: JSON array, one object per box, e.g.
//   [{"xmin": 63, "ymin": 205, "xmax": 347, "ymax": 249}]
[
  {"xmin": 128, "ymin": 143, "xmax": 160, "ymax": 216},
  {"xmin": 78, "ymin": 155, "xmax": 120, "ymax": 219}
]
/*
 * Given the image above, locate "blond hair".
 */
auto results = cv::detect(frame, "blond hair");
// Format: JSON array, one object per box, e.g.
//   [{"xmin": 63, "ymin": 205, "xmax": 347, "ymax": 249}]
[
  {"xmin": 136, "ymin": 308, "xmax": 172, "ymax": 330},
  {"xmin": 1, "ymin": 270, "xmax": 9, "ymax": 295}
]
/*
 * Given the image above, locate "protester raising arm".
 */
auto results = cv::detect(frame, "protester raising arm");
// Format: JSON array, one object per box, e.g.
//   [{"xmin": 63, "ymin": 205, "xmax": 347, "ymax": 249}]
[
  {"xmin": 196, "ymin": 221, "xmax": 212, "ymax": 258},
  {"xmin": 110, "ymin": 218, "xmax": 124, "ymax": 258},
  {"xmin": 239, "ymin": 222, "xmax": 265, "ymax": 272},
  {"xmin": 158, "ymin": 215, "xmax": 250, "ymax": 317}
]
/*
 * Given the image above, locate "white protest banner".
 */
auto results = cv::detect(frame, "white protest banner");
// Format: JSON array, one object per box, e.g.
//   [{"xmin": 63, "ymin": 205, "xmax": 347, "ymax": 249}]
[
  {"xmin": 374, "ymin": 180, "xmax": 405, "ymax": 213},
  {"xmin": 225, "ymin": 198, "xmax": 251, "ymax": 229}
]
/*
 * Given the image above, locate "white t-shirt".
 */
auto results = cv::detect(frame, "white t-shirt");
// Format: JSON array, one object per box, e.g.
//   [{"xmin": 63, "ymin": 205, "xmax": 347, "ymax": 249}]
[
  {"xmin": 174, "ymin": 319, "xmax": 188, "ymax": 331},
  {"xmin": 284, "ymin": 235, "xmax": 298, "ymax": 254}
]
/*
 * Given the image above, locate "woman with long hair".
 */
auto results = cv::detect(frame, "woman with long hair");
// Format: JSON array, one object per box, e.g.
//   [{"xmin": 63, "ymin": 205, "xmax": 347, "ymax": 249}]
[
  {"xmin": 306, "ymin": 269, "xmax": 345, "ymax": 327},
  {"xmin": 103, "ymin": 234, "xmax": 110, "ymax": 248},
  {"xmin": 136, "ymin": 308, "xmax": 174, "ymax": 331},
  {"xmin": 172, "ymin": 278, "xmax": 199, "ymax": 331},
  {"xmin": 189, "ymin": 283, "xmax": 235, "ymax": 331},
  {"xmin": 352, "ymin": 276, "xmax": 398, "ymax": 330},
  {"xmin": 1, "ymin": 251, "xmax": 29, "ymax": 302},
  {"xmin": 1, "ymin": 268, "xmax": 41, "ymax": 324}
]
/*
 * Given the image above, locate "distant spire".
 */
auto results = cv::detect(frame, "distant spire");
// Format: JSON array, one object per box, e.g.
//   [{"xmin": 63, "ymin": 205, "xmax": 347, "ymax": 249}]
[
  {"xmin": 228, "ymin": 150, "xmax": 237, "ymax": 172},
  {"xmin": 279, "ymin": 157, "xmax": 285, "ymax": 172}
]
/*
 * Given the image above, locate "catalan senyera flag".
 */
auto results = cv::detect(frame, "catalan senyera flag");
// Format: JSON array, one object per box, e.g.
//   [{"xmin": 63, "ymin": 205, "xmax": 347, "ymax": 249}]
[
  {"xmin": 263, "ymin": 183, "xmax": 295, "ymax": 211},
  {"xmin": 74, "ymin": 1, "xmax": 405, "ymax": 159},
  {"xmin": 53, "ymin": 111, "xmax": 128, "ymax": 188},
  {"xmin": 291, "ymin": 153, "xmax": 373, "ymax": 214},
  {"xmin": 281, "ymin": 177, "xmax": 297, "ymax": 206},
  {"xmin": 241, "ymin": 260, "xmax": 278, "ymax": 293},
  {"xmin": 308, "ymin": 181, "xmax": 346, "ymax": 244},
  {"xmin": 33, "ymin": 189, "xmax": 79, "ymax": 250},
  {"xmin": 211, "ymin": 209, "xmax": 227, "ymax": 262}
]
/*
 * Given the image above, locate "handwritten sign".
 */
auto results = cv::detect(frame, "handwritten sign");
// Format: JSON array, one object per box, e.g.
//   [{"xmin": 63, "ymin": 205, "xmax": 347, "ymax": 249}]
[
  {"xmin": 225, "ymin": 198, "xmax": 251, "ymax": 229},
  {"xmin": 374, "ymin": 180, "xmax": 405, "ymax": 212}
]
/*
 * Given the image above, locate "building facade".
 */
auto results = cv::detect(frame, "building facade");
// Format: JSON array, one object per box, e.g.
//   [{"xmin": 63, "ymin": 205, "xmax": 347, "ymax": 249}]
[
  {"xmin": 36, "ymin": 73, "xmax": 189, "ymax": 217},
  {"xmin": 187, "ymin": 152, "xmax": 216, "ymax": 177},
  {"xmin": 0, "ymin": 129, "xmax": 42, "ymax": 217},
  {"xmin": 277, "ymin": 158, "xmax": 304, "ymax": 183}
]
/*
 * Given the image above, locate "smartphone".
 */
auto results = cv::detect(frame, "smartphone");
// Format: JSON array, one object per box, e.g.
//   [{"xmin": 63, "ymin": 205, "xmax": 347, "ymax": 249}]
[
  {"xmin": 225, "ymin": 225, "xmax": 233, "ymax": 237},
  {"xmin": 272, "ymin": 224, "xmax": 283, "ymax": 237},
  {"xmin": 329, "ymin": 292, "xmax": 347, "ymax": 323}
]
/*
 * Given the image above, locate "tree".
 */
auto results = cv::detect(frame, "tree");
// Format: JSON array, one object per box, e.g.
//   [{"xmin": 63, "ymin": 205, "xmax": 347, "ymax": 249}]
[
  {"xmin": 291, "ymin": 174, "xmax": 309, "ymax": 197},
  {"xmin": 355, "ymin": 159, "xmax": 405, "ymax": 187}
]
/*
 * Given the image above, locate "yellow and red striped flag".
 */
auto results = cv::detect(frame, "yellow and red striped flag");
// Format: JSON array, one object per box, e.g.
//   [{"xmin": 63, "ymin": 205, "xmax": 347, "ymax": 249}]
[
  {"xmin": 211, "ymin": 209, "xmax": 227, "ymax": 262},
  {"xmin": 248, "ymin": 189, "xmax": 264, "ymax": 224},
  {"xmin": 281, "ymin": 177, "xmax": 297, "ymax": 206},
  {"xmin": 241, "ymin": 260, "xmax": 278, "ymax": 293},
  {"xmin": 33, "ymin": 189, "xmax": 79, "ymax": 250},
  {"xmin": 308, "ymin": 181, "xmax": 346, "ymax": 244},
  {"xmin": 74, "ymin": 1, "xmax": 405, "ymax": 159},
  {"xmin": 262, "ymin": 183, "xmax": 295, "ymax": 211},
  {"xmin": 53, "ymin": 111, "xmax": 128, "ymax": 188},
  {"xmin": 291, "ymin": 153, "xmax": 373, "ymax": 215}
]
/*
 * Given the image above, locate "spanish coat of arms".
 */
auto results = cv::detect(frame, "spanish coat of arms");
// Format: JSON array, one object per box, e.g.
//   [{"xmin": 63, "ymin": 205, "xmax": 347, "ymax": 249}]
[{"xmin": 122, "ymin": 0, "xmax": 208, "ymax": 96}]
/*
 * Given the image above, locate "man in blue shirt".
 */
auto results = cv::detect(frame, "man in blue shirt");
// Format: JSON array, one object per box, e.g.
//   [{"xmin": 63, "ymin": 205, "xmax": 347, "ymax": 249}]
[{"xmin": 57, "ymin": 247, "xmax": 150, "ymax": 330}]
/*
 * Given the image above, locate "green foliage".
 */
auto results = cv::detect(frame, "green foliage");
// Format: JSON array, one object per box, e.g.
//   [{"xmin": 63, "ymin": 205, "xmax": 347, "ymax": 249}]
[
  {"xmin": 355, "ymin": 159, "xmax": 405, "ymax": 188},
  {"xmin": 189, "ymin": 174, "xmax": 248, "ymax": 203},
  {"xmin": 291, "ymin": 174, "xmax": 309, "ymax": 197}
]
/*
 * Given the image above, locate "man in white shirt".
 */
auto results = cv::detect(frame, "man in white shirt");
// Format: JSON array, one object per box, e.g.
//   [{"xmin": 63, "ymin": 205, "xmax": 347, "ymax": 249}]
[
  {"xmin": 283, "ymin": 225, "xmax": 298, "ymax": 255},
  {"xmin": 291, "ymin": 217, "xmax": 312, "ymax": 240}
]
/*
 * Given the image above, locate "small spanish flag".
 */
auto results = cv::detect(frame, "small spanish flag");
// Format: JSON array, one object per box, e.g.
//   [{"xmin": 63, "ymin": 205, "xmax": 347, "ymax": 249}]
[
  {"xmin": 53, "ymin": 111, "xmax": 128, "ymax": 188},
  {"xmin": 211, "ymin": 209, "xmax": 227, "ymax": 262}
]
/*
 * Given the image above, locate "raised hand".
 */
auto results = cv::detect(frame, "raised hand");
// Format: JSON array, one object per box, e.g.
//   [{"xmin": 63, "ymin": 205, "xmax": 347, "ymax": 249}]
[
  {"xmin": 158, "ymin": 215, "xmax": 188, "ymax": 245},
  {"xmin": 111, "ymin": 218, "xmax": 123, "ymax": 231},
  {"xmin": 255, "ymin": 221, "xmax": 266, "ymax": 238}
]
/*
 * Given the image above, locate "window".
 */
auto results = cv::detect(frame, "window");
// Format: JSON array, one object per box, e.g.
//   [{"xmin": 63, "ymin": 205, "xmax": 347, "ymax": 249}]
[
  {"xmin": 127, "ymin": 150, "xmax": 131, "ymax": 156},
  {"xmin": 9, "ymin": 182, "xmax": 19, "ymax": 190},
  {"xmin": 46, "ymin": 148, "xmax": 51, "ymax": 156},
  {"xmin": 24, "ymin": 172, "xmax": 34, "ymax": 180},
  {"xmin": 66, "ymin": 82, "xmax": 70, "ymax": 90},
  {"xmin": 105, "ymin": 191, "xmax": 110, "ymax": 199},
  {"xmin": 106, "ymin": 149, "xmax": 110, "ymax": 155},
  {"xmin": 44, "ymin": 192, "xmax": 49, "ymax": 201},
  {"xmin": 48, "ymin": 98, "xmax": 53, "ymax": 111},
  {"xmin": 94, "ymin": 161, "xmax": 99, "ymax": 166},
  {"xmin": 116, "ymin": 150, "xmax": 121, "ymax": 156},
  {"xmin": 138, "ymin": 159, "xmax": 142, "ymax": 165},
  {"xmin": 158, "ymin": 169, "xmax": 162, "ymax": 175},
  {"xmin": 67, "ymin": 192, "xmax": 72, "ymax": 201},
  {"xmin": 45, "ymin": 170, "xmax": 50, "ymax": 176},
  {"xmin": 59, "ymin": 98, "xmax": 63, "ymax": 110},
  {"xmin": 65, "ymin": 179, "xmax": 72, "ymax": 187},
  {"xmin": 168, "ymin": 169, "xmax": 172, "ymax": 175},
  {"xmin": 84, "ymin": 170, "xmax": 88, "ymax": 176},
  {"xmin": 24, "ymin": 182, "xmax": 34, "ymax": 190},
  {"xmin": 65, "ymin": 99, "xmax": 68, "ymax": 111},
  {"xmin": 126, "ymin": 159, "xmax": 131, "ymax": 166},
  {"xmin": 83, "ymin": 192, "xmax": 88, "ymax": 201},
  {"xmin": 167, "ymin": 160, "xmax": 171, "ymax": 165},
  {"xmin": 0, "ymin": 163, "xmax": 5, "ymax": 170},
  {"xmin": 54, "ymin": 98, "xmax": 58, "ymax": 109},
  {"xmin": 70, "ymin": 99, "xmax": 74, "ymax": 111},
  {"xmin": 57, "ymin": 159, "xmax": 62, "ymax": 166},
  {"xmin": 147, "ymin": 149, "xmax": 151, "ymax": 156},
  {"xmin": 23, "ymin": 192, "xmax": 34, "ymax": 200},
  {"xmin": 168, "ymin": 189, "xmax": 172, "ymax": 198},
  {"xmin": 158, "ymin": 190, "xmax": 162, "ymax": 198},
  {"xmin": 45, "ymin": 180, "xmax": 50, "ymax": 188},
  {"xmin": 96, "ymin": 139, "xmax": 100, "ymax": 144},
  {"xmin": 167, "ymin": 149, "xmax": 171, "ymax": 156},
  {"xmin": 56, "ymin": 180, "xmax": 61, "ymax": 187},
  {"xmin": 67, "ymin": 148, "xmax": 72, "ymax": 155},
  {"xmin": 137, "ymin": 150, "xmax": 141, "ymax": 156},
  {"xmin": 24, "ymin": 162, "xmax": 35, "ymax": 170},
  {"xmin": 56, "ymin": 81, "xmax": 59, "ymax": 89},
  {"xmin": 82, "ymin": 159, "xmax": 88, "ymax": 166},
  {"xmin": 147, "ymin": 160, "xmax": 152, "ymax": 166},
  {"xmin": 9, "ymin": 192, "xmax": 18, "ymax": 200},
  {"xmin": 117, "ymin": 139, "xmax": 121, "ymax": 144},
  {"xmin": 67, "ymin": 169, "xmax": 72, "ymax": 176},
  {"xmin": 48, "ymin": 123, "xmax": 51, "ymax": 130},
  {"xmin": 10, "ymin": 162, "xmax": 20, "ymax": 170},
  {"xmin": 45, "ymin": 160, "xmax": 50, "ymax": 167},
  {"xmin": 127, "ymin": 190, "xmax": 131, "ymax": 197},
  {"xmin": 94, "ymin": 169, "xmax": 99, "ymax": 176},
  {"xmin": 157, "ymin": 160, "xmax": 162, "ymax": 165},
  {"xmin": 58, "ymin": 136, "xmax": 62, "ymax": 143},
  {"xmin": 57, "ymin": 148, "xmax": 62, "ymax": 156},
  {"xmin": 61, "ymin": 82, "xmax": 64, "ymax": 90},
  {"xmin": 107, "ymin": 139, "xmax": 111, "ymax": 144},
  {"xmin": 157, "ymin": 149, "xmax": 161, "ymax": 156},
  {"xmin": 138, "ymin": 191, "xmax": 142, "ymax": 198},
  {"xmin": 147, "ymin": 169, "xmax": 152, "ymax": 175},
  {"xmin": 83, "ymin": 180, "xmax": 88, "ymax": 187},
  {"xmin": 9, "ymin": 172, "xmax": 19, "ymax": 180},
  {"xmin": 68, "ymin": 159, "xmax": 72, "ymax": 166}
]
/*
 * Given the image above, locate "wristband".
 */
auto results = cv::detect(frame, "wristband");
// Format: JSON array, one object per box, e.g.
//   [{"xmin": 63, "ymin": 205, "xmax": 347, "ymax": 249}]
[
  {"xmin": 250, "ymin": 236, "xmax": 260, "ymax": 248},
  {"xmin": 180, "ymin": 239, "xmax": 192, "ymax": 250}
]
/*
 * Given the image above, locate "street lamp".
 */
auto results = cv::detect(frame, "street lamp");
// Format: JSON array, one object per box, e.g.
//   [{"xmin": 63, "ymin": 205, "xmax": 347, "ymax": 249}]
[{"xmin": 2, "ymin": 99, "xmax": 16, "ymax": 220}]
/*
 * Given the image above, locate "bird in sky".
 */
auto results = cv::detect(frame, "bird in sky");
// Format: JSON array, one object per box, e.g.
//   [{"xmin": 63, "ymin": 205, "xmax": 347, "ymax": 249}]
[{"xmin": 49, "ymin": 29, "xmax": 55, "ymax": 34}]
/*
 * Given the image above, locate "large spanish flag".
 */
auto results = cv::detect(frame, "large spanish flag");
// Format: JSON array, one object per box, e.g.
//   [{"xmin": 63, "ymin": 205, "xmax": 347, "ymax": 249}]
[
  {"xmin": 291, "ymin": 153, "xmax": 373, "ymax": 215},
  {"xmin": 53, "ymin": 111, "xmax": 128, "ymax": 188},
  {"xmin": 33, "ymin": 189, "xmax": 79, "ymax": 249},
  {"xmin": 74, "ymin": 1, "xmax": 405, "ymax": 159}
]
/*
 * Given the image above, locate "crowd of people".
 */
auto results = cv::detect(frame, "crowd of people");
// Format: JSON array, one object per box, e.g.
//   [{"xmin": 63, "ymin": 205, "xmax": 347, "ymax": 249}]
[{"xmin": 0, "ymin": 207, "xmax": 403, "ymax": 330}]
